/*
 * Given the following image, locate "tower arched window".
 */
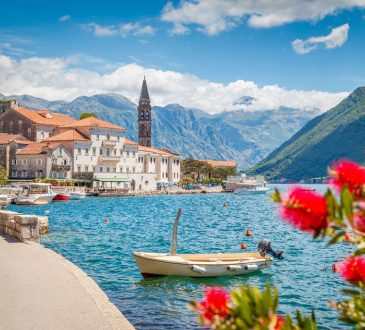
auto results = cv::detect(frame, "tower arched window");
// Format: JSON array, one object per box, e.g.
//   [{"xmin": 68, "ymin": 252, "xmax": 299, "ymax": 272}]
[
  {"xmin": 141, "ymin": 111, "xmax": 144, "ymax": 119},
  {"xmin": 146, "ymin": 111, "xmax": 149, "ymax": 119}
]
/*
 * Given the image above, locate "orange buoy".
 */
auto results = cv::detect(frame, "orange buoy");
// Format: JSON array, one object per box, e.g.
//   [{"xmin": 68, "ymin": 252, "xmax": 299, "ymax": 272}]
[
  {"xmin": 332, "ymin": 264, "xmax": 337, "ymax": 272},
  {"xmin": 105, "ymin": 218, "xmax": 109, "ymax": 224},
  {"xmin": 223, "ymin": 202, "xmax": 227, "ymax": 208},
  {"xmin": 241, "ymin": 242, "xmax": 247, "ymax": 249},
  {"xmin": 246, "ymin": 229, "xmax": 252, "ymax": 237}
]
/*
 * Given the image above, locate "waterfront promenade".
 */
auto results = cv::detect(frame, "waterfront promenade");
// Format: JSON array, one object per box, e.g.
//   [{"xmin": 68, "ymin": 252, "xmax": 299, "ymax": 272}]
[{"xmin": 0, "ymin": 235, "xmax": 134, "ymax": 330}]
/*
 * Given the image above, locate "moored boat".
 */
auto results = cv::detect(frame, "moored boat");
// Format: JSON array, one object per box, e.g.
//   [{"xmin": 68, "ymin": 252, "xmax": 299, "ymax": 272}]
[
  {"xmin": 133, "ymin": 209, "xmax": 283, "ymax": 278},
  {"xmin": 69, "ymin": 191, "xmax": 87, "ymax": 200},
  {"xmin": 225, "ymin": 174, "xmax": 270, "ymax": 194},
  {"xmin": 53, "ymin": 193, "xmax": 70, "ymax": 201},
  {"xmin": 14, "ymin": 183, "xmax": 54, "ymax": 205}
]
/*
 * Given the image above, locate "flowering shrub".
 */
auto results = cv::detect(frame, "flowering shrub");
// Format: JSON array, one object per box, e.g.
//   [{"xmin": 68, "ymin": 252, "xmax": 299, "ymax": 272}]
[{"xmin": 190, "ymin": 160, "xmax": 365, "ymax": 329}]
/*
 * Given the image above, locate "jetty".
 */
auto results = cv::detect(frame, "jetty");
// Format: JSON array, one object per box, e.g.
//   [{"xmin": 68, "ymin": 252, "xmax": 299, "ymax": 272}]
[{"xmin": 0, "ymin": 210, "xmax": 134, "ymax": 330}]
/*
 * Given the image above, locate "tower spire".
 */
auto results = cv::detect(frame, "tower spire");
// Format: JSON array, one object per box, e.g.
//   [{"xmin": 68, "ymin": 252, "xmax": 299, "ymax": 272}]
[{"xmin": 137, "ymin": 77, "xmax": 152, "ymax": 147}]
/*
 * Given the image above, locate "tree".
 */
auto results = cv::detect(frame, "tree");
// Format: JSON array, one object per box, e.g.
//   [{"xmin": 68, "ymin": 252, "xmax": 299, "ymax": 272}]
[
  {"xmin": 0, "ymin": 165, "xmax": 8, "ymax": 186},
  {"xmin": 80, "ymin": 112, "xmax": 98, "ymax": 120}
]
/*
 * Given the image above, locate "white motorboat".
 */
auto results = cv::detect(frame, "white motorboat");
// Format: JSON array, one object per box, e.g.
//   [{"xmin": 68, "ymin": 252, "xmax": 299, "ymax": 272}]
[
  {"xmin": 69, "ymin": 191, "xmax": 87, "ymax": 200},
  {"xmin": 234, "ymin": 185, "xmax": 270, "ymax": 195},
  {"xmin": 15, "ymin": 183, "xmax": 54, "ymax": 205},
  {"xmin": 133, "ymin": 209, "xmax": 282, "ymax": 278},
  {"xmin": 224, "ymin": 174, "xmax": 270, "ymax": 194}
]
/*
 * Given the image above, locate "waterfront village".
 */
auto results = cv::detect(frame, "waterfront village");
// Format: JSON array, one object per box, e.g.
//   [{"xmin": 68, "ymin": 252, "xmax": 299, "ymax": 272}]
[{"xmin": 0, "ymin": 78, "xmax": 238, "ymax": 197}]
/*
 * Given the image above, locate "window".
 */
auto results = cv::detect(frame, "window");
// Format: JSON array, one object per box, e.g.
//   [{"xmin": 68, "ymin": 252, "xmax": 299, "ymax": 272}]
[
  {"xmin": 93, "ymin": 147, "xmax": 96, "ymax": 155},
  {"xmin": 11, "ymin": 171, "xmax": 17, "ymax": 177},
  {"xmin": 113, "ymin": 149, "xmax": 116, "ymax": 156},
  {"xmin": 12, "ymin": 159, "xmax": 16, "ymax": 165},
  {"xmin": 150, "ymin": 158, "xmax": 152, "ymax": 164},
  {"xmin": 41, "ymin": 132, "xmax": 45, "ymax": 139},
  {"xmin": 141, "ymin": 111, "xmax": 144, "ymax": 119},
  {"xmin": 58, "ymin": 148, "xmax": 63, "ymax": 156},
  {"xmin": 117, "ymin": 135, "xmax": 120, "ymax": 141},
  {"xmin": 177, "ymin": 160, "xmax": 180, "ymax": 165},
  {"xmin": 96, "ymin": 134, "xmax": 100, "ymax": 140},
  {"xmin": 146, "ymin": 111, "xmax": 149, "ymax": 119},
  {"xmin": 22, "ymin": 159, "xmax": 27, "ymax": 165},
  {"xmin": 22, "ymin": 170, "xmax": 27, "ymax": 178},
  {"xmin": 162, "ymin": 172, "xmax": 164, "ymax": 178},
  {"xmin": 120, "ymin": 167, "xmax": 123, "ymax": 172},
  {"xmin": 154, "ymin": 158, "xmax": 156, "ymax": 164},
  {"xmin": 37, "ymin": 159, "xmax": 42, "ymax": 165},
  {"xmin": 92, "ymin": 166, "xmax": 96, "ymax": 172},
  {"xmin": 99, "ymin": 167, "xmax": 103, "ymax": 172},
  {"xmin": 85, "ymin": 148, "xmax": 89, "ymax": 155},
  {"xmin": 127, "ymin": 151, "xmax": 130, "ymax": 157},
  {"xmin": 107, "ymin": 134, "xmax": 110, "ymax": 140},
  {"xmin": 9, "ymin": 121, "xmax": 13, "ymax": 129},
  {"xmin": 132, "ymin": 167, "xmax": 135, "ymax": 173},
  {"xmin": 100, "ymin": 148, "xmax": 103, "ymax": 155},
  {"xmin": 78, "ymin": 165, "xmax": 81, "ymax": 172},
  {"xmin": 126, "ymin": 167, "xmax": 130, "ymax": 173},
  {"xmin": 77, "ymin": 148, "xmax": 81, "ymax": 155},
  {"xmin": 18, "ymin": 120, "xmax": 23, "ymax": 129},
  {"xmin": 106, "ymin": 167, "xmax": 110, "ymax": 173},
  {"xmin": 52, "ymin": 171, "xmax": 56, "ymax": 178},
  {"xmin": 120, "ymin": 149, "xmax": 123, "ymax": 156},
  {"xmin": 113, "ymin": 168, "xmax": 116, "ymax": 173},
  {"xmin": 133, "ymin": 151, "xmax": 136, "ymax": 157},
  {"xmin": 106, "ymin": 149, "xmax": 110, "ymax": 156},
  {"xmin": 85, "ymin": 166, "xmax": 89, "ymax": 172}
]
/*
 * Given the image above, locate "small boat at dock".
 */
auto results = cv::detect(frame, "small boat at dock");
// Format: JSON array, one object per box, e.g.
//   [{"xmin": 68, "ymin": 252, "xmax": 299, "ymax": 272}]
[
  {"xmin": 14, "ymin": 183, "xmax": 54, "ymax": 205},
  {"xmin": 53, "ymin": 193, "xmax": 70, "ymax": 201},
  {"xmin": 133, "ymin": 209, "xmax": 283, "ymax": 278},
  {"xmin": 69, "ymin": 191, "xmax": 87, "ymax": 200}
]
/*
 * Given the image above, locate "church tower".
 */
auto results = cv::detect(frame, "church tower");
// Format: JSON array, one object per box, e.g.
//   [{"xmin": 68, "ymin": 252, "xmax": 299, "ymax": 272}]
[{"xmin": 137, "ymin": 77, "xmax": 152, "ymax": 147}]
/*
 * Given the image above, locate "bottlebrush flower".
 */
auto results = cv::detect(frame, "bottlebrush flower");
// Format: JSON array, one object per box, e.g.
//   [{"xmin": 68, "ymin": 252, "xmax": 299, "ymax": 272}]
[
  {"xmin": 280, "ymin": 187, "xmax": 328, "ymax": 232},
  {"xmin": 330, "ymin": 160, "xmax": 365, "ymax": 197},
  {"xmin": 354, "ymin": 214, "xmax": 365, "ymax": 233},
  {"xmin": 336, "ymin": 256, "xmax": 365, "ymax": 284},
  {"xmin": 197, "ymin": 287, "xmax": 230, "ymax": 324},
  {"xmin": 274, "ymin": 315, "xmax": 285, "ymax": 330}
]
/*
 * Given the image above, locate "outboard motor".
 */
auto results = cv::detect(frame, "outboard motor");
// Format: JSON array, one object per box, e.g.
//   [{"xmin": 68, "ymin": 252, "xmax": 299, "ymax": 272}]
[{"xmin": 258, "ymin": 239, "xmax": 284, "ymax": 260}]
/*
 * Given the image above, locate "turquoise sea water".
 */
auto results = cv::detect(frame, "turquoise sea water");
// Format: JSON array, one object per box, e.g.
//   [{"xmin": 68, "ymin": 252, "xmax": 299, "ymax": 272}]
[{"xmin": 9, "ymin": 185, "xmax": 351, "ymax": 329}]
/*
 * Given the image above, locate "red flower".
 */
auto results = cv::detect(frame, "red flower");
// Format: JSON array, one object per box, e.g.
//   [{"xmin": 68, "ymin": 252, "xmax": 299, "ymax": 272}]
[
  {"xmin": 197, "ymin": 287, "xmax": 230, "ymax": 323},
  {"xmin": 330, "ymin": 160, "xmax": 365, "ymax": 197},
  {"xmin": 336, "ymin": 256, "xmax": 365, "ymax": 283},
  {"xmin": 274, "ymin": 315, "xmax": 285, "ymax": 330},
  {"xmin": 354, "ymin": 214, "xmax": 365, "ymax": 233},
  {"xmin": 280, "ymin": 187, "xmax": 328, "ymax": 232}
]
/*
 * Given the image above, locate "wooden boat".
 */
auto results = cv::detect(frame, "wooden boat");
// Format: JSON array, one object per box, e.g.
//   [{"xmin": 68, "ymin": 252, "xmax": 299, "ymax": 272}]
[
  {"xmin": 133, "ymin": 209, "xmax": 279, "ymax": 278},
  {"xmin": 15, "ymin": 183, "xmax": 54, "ymax": 205}
]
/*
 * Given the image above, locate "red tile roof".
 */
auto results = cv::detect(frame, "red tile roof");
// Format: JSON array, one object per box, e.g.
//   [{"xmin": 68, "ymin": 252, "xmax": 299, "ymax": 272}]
[
  {"xmin": 62, "ymin": 117, "xmax": 125, "ymax": 130},
  {"xmin": 44, "ymin": 129, "xmax": 90, "ymax": 142},
  {"xmin": 124, "ymin": 138, "xmax": 138, "ymax": 145},
  {"xmin": 13, "ymin": 107, "xmax": 76, "ymax": 126},
  {"xmin": 0, "ymin": 133, "xmax": 32, "ymax": 145},
  {"xmin": 200, "ymin": 160, "xmax": 237, "ymax": 167},
  {"xmin": 138, "ymin": 145, "xmax": 180, "ymax": 157},
  {"xmin": 16, "ymin": 142, "xmax": 63, "ymax": 155}
]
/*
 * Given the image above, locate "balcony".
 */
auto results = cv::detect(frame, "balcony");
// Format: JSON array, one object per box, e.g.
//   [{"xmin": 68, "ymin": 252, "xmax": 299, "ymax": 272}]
[
  {"xmin": 102, "ymin": 139, "xmax": 117, "ymax": 147},
  {"xmin": 99, "ymin": 155, "xmax": 120, "ymax": 163}
]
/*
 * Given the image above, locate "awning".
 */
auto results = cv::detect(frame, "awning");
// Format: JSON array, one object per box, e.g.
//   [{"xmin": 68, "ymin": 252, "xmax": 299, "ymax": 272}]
[{"xmin": 93, "ymin": 178, "xmax": 131, "ymax": 183}]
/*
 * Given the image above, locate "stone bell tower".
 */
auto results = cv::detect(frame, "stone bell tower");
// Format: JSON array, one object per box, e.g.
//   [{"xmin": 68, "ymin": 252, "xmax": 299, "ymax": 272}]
[{"xmin": 137, "ymin": 76, "xmax": 152, "ymax": 147}]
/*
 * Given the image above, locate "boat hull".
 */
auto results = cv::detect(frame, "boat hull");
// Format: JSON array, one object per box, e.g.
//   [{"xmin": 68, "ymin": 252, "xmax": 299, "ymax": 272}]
[
  {"xmin": 53, "ymin": 194, "xmax": 70, "ymax": 201},
  {"xmin": 15, "ymin": 195, "xmax": 54, "ymax": 205},
  {"xmin": 69, "ymin": 192, "xmax": 86, "ymax": 200},
  {"xmin": 234, "ymin": 188, "xmax": 269, "ymax": 195},
  {"xmin": 133, "ymin": 252, "xmax": 272, "ymax": 278}
]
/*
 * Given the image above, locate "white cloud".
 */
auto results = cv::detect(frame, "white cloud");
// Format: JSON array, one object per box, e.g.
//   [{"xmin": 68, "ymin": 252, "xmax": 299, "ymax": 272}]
[
  {"xmin": 161, "ymin": 0, "xmax": 365, "ymax": 35},
  {"xmin": 59, "ymin": 15, "xmax": 71, "ymax": 22},
  {"xmin": 0, "ymin": 54, "xmax": 348, "ymax": 114},
  {"xmin": 81, "ymin": 22, "xmax": 155, "ymax": 37},
  {"xmin": 292, "ymin": 23, "xmax": 350, "ymax": 54}
]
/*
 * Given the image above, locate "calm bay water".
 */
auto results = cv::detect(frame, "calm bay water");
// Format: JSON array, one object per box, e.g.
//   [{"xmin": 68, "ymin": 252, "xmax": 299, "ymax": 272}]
[{"xmin": 10, "ymin": 185, "xmax": 350, "ymax": 329}]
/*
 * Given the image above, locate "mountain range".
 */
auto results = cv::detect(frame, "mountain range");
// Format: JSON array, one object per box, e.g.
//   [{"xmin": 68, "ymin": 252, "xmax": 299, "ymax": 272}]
[
  {"xmin": 251, "ymin": 87, "xmax": 365, "ymax": 180},
  {"xmin": 0, "ymin": 93, "xmax": 320, "ymax": 168}
]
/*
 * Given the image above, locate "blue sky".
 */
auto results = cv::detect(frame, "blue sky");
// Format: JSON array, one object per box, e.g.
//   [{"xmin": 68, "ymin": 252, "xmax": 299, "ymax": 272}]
[{"xmin": 0, "ymin": 0, "xmax": 364, "ymax": 113}]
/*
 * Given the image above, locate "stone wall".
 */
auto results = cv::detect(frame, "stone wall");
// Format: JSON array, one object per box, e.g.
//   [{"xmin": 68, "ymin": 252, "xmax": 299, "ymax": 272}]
[{"xmin": 0, "ymin": 210, "xmax": 49, "ymax": 241}]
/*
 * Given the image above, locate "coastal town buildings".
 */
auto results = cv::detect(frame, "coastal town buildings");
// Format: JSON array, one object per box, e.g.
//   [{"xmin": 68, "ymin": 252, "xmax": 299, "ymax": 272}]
[{"xmin": 0, "ymin": 78, "xmax": 181, "ymax": 191}]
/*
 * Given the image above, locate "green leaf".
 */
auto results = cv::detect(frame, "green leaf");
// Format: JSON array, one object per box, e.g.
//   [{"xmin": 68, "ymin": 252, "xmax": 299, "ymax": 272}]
[
  {"xmin": 271, "ymin": 188, "xmax": 282, "ymax": 203},
  {"xmin": 327, "ymin": 231, "xmax": 346, "ymax": 246},
  {"xmin": 341, "ymin": 187, "xmax": 354, "ymax": 220}
]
